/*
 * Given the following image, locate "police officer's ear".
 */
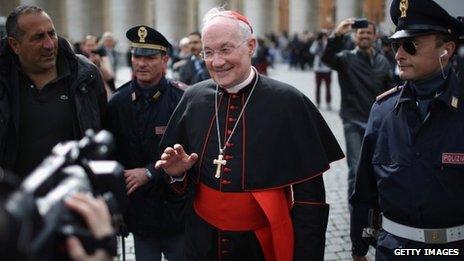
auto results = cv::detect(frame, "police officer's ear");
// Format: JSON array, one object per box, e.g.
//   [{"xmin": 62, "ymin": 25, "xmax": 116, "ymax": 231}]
[
  {"xmin": 162, "ymin": 54, "xmax": 169, "ymax": 71},
  {"xmin": 162, "ymin": 53, "xmax": 170, "ymax": 64},
  {"xmin": 440, "ymin": 41, "xmax": 456, "ymax": 60}
]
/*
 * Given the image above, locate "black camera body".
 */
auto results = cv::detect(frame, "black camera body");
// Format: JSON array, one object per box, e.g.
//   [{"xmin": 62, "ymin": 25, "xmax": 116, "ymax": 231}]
[
  {"xmin": 90, "ymin": 47, "xmax": 107, "ymax": 57},
  {"xmin": 3, "ymin": 130, "xmax": 126, "ymax": 260},
  {"xmin": 352, "ymin": 18, "xmax": 369, "ymax": 29}
]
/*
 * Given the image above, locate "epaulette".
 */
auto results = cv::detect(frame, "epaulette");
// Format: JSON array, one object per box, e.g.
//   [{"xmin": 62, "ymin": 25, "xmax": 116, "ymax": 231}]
[
  {"xmin": 169, "ymin": 79, "xmax": 188, "ymax": 91},
  {"xmin": 376, "ymin": 85, "xmax": 403, "ymax": 102}
]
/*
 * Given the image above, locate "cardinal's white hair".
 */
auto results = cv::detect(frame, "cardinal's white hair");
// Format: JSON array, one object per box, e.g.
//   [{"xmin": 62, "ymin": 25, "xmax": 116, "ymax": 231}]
[{"xmin": 201, "ymin": 7, "xmax": 253, "ymax": 41}]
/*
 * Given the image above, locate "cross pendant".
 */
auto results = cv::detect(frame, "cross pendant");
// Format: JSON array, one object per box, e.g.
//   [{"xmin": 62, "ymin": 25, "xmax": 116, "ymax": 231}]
[{"xmin": 213, "ymin": 153, "xmax": 227, "ymax": 178}]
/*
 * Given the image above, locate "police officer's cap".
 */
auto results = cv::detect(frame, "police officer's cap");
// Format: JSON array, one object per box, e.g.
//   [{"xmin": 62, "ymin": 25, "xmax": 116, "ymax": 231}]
[
  {"xmin": 390, "ymin": 0, "xmax": 464, "ymax": 40},
  {"xmin": 126, "ymin": 25, "xmax": 172, "ymax": 56}
]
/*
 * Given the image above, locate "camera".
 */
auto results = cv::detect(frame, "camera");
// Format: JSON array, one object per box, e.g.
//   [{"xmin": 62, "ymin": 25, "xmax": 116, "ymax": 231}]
[
  {"xmin": 90, "ymin": 48, "xmax": 106, "ymax": 57},
  {"xmin": 1, "ymin": 130, "xmax": 126, "ymax": 260},
  {"xmin": 352, "ymin": 18, "xmax": 369, "ymax": 29}
]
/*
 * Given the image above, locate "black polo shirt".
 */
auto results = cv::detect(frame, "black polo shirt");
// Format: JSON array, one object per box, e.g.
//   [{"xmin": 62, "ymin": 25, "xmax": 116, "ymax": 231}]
[{"xmin": 14, "ymin": 54, "xmax": 75, "ymax": 178}]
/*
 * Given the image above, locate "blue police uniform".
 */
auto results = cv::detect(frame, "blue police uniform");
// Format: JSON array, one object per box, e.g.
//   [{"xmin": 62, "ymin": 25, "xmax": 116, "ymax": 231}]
[
  {"xmin": 105, "ymin": 25, "xmax": 188, "ymax": 261},
  {"xmin": 108, "ymin": 78, "xmax": 184, "ymax": 173},
  {"xmin": 351, "ymin": 68, "xmax": 464, "ymax": 260},
  {"xmin": 350, "ymin": 0, "xmax": 464, "ymax": 260},
  {"xmin": 107, "ymin": 78, "xmax": 188, "ymax": 261},
  {"xmin": 106, "ymin": 76, "xmax": 186, "ymax": 234}
]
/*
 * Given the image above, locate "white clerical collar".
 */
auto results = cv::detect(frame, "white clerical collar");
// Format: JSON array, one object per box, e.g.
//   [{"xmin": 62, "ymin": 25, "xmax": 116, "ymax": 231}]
[{"xmin": 224, "ymin": 67, "xmax": 256, "ymax": 94}]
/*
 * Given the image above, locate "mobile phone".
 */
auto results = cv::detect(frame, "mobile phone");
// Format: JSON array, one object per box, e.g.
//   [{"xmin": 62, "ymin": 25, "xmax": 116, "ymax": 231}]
[
  {"xmin": 352, "ymin": 18, "xmax": 369, "ymax": 29},
  {"xmin": 91, "ymin": 48, "xmax": 106, "ymax": 56}
]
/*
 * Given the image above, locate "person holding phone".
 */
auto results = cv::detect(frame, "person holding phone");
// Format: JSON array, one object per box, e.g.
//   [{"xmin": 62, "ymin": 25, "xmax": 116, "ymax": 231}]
[{"xmin": 321, "ymin": 17, "xmax": 393, "ymax": 200}]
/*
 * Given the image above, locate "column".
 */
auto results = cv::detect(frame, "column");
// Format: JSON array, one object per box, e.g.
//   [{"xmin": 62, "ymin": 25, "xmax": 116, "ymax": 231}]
[
  {"xmin": 19, "ymin": 0, "xmax": 36, "ymax": 5},
  {"xmin": 0, "ymin": 0, "xmax": 21, "ymax": 17},
  {"xmin": 289, "ymin": 0, "xmax": 319, "ymax": 34},
  {"xmin": 19, "ymin": 0, "xmax": 67, "ymax": 38},
  {"xmin": 228, "ymin": 0, "xmax": 244, "ymax": 13},
  {"xmin": 380, "ymin": 0, "xmax": 394, "ymax": 34},
  {"xmin": 154, "ymin": 0, "xmax": 189, "ymax": 43},
  {"xmin": 244, "ymin": 0, "xmax": 276, "ymax": 37},
  {"xmin": 65, "ymin": 0, "xmax": 104, "ymax": 43},
  {"xmin": 198, "ymin": 0, "xmax": 223, "ymax": 29},
  {"xmin": 335, "ymin": 0, "xmax": 362, "ymax": 23},
  {"xmin": 107, "ymin": 0, "xmax": 147, "ymax": 54}
]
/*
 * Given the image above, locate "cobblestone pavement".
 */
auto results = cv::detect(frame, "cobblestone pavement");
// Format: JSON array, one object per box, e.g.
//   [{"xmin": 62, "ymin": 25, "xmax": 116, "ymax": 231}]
[{"xmin": 114, "ymin": 64, "xmax": 376, "ymax": 260}]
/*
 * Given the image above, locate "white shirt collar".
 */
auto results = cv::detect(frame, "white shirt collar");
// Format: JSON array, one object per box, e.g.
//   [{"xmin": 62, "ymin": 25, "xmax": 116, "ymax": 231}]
[{"xmin": 224, "ymin": 67, "xmax": 256, "ymax": 94}]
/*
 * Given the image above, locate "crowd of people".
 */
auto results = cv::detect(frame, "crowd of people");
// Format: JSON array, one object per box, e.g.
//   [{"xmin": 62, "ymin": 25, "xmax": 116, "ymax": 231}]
[{"xmin": 1, "ymin": 0, "xmax": 464, "ymax": 260}]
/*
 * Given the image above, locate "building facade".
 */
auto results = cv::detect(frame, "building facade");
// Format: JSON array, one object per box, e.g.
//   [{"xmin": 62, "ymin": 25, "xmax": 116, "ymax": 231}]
[{"xmin": 1, "ymin": 0, "xmax": 463, "ymax": 52}]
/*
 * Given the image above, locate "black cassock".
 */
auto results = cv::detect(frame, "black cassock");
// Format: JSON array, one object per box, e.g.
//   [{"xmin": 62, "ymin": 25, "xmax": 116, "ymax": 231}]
[{"xmin": 160, "ymin": 74, "xmax": 344, "ymax": 261}]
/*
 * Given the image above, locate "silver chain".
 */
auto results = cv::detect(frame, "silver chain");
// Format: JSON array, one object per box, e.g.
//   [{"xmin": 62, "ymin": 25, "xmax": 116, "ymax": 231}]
[{"xmin": 214, "ymin": 68, "xmax": 259, "ymax": 155}]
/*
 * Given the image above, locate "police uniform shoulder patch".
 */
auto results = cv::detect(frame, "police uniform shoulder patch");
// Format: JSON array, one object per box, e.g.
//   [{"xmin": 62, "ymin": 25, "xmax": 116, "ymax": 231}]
[
  {"xmin": 170, "ymin": 80, "xmax": 188, "ymax": 91},
  {"xmin": 376, "ymin": 86, "xmax": 403, "ymax": 102}
]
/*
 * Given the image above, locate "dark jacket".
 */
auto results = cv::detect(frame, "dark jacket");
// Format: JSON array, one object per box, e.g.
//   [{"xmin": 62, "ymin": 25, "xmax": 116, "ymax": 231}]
[
  {"xmin": 105, "ymin": 77, "xmax": 187, "ymax": 235},
  {"xmin": 322, "ymin": 35, "xmax": 393, "ymax": 122},
  {"xmin": 159, "ymin": 75, "xmax": 344, "ymax": 260},
  {"xmin": 0, "ymin": 37, "xmax": 107, "ymax": 172},
  {"xmin": 350, "ymin": 70, "xmax": 464, "ymax": 256},
  {"xmin": 178, "ymin": 55, "xmax": 210, "ymax": 85}
]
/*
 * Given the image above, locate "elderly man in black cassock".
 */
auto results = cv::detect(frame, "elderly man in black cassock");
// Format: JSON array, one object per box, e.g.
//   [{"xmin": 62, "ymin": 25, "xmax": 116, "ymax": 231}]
[{"xmin": 155, "ymin": 7, "xmax": 344, "ymax": 261}]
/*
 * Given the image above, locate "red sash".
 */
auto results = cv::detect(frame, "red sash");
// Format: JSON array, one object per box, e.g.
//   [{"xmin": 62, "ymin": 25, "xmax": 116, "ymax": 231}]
[{"xmin": 194, "ymin": 183, "xmax": 294, "ymax": 261}]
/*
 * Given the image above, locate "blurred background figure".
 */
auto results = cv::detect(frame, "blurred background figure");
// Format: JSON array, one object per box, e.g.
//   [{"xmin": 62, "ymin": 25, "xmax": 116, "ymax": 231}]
[
  {"xmin": 322, "ymin": 18, "xmax": 393, "ymax": 199},
  {"xmin": 171, "ymin": 37, "xmax": 191, "ymax": 80},
  {"xmin": 310, "ymin": 30, "xmax": 332, "ymax": 110},
  {"xmin": 80, "ymin": 35, "xmax": 115, "ymax": 97},
  {"xmin": 98, "ymin": 32, "xmax": 119, "ymax": 76},
  {"xmin": 252, "ymin": 37, "xmax": 271, "ymax": 75},
  {"xmin": 178, "ymin": 31, "xmax": 210, "ymax": 85},
  {"xmin": 380, "ymin": 35, "xmax": 402, "ymax": 85}
]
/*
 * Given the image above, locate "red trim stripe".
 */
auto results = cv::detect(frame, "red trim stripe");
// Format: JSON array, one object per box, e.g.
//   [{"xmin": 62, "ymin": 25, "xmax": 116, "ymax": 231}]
[
  {"xmin": 242, "ymin": 93, "xmax": 247, "ymax": 190},
  {"xmin": 293, "ymin": 201, "xmax": 329, "ymax": 206},
  {"xmin": 220, "ymin": 95, "xmax": 232, "ymax": 190},
  {"xmin": 197, "ymin": 93, "xmax": 224, "ymax": 183}
]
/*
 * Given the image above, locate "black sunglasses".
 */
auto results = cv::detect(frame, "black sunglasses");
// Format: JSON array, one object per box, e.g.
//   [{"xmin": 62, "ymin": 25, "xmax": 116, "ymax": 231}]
[{"xmin": 391, "ymin": 40, "xmax": 419, "ymax": 55}]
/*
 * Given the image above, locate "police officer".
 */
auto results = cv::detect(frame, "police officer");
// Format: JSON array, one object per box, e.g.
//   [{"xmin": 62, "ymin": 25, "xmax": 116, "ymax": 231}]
[
  {"xmin": 350, "ymin": 0, "xmax": 464, "ymax": 260},
  {"xmin": 105, "ymin": 25, "xmax": 187, "ymax": 261}
]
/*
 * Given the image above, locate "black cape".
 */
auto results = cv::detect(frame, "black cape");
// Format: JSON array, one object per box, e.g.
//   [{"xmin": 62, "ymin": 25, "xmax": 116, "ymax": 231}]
[{"xmin": 160, "ymin": 74, "xmax": 343, "ymax": 190}]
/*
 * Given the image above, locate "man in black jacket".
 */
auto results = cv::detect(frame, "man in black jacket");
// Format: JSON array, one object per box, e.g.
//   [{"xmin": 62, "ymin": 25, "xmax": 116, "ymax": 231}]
[
  {"xmin": 178, "ymin": 32, "xmax": 210, "ymax": 85},
  {"xmin": 0, "ymin": 5, "xmax": 107, "ymax": 179},
  {"xmin": 322, "ymin": 18, "xmax": 393, "ymax": 198}
]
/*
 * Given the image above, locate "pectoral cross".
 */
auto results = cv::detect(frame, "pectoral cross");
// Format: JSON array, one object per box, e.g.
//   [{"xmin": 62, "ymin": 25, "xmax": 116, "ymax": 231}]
[{"xmin": 213, "ymin": 153, "xmax": 227, "ymax": 178}]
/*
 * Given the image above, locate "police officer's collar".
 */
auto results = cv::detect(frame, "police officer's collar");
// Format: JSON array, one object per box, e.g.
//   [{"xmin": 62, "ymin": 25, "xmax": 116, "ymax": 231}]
[
  {"xmin": 132, "ymin": 76, "xmax": 166, "ymax": 101},
  {"xmin": 434, "ymin": 70, "xmax": 461, "ymax": 110},
  {"xmin": 410, "ymin": 66, "xmax": 448, "ymax": 99},
  {"xmin": 394, "ymin": 83, "xmax": 414, "ymax": 111},
  {"xmin": 395, "ymin": 67, "xmax": 460, "ymax": 111}
]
